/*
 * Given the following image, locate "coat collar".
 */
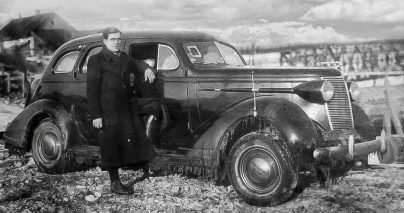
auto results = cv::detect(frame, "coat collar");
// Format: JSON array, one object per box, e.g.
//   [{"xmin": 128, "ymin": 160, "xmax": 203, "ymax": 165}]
[
  {"xmin": 100, "ymin": 46, "xmax": 129, "ymax": 76},
  {"xmin": 101, "ymin": 46, "xmax": 121, "ymax": 62}
]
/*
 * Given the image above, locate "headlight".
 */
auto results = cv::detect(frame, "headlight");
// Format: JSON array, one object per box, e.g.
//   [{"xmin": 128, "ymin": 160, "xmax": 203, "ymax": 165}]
[
  {"xmin": 294, "ymin": 80, "xmax": 334, "ymax": 103},
  {"xmin": 347, "ymin": 81, "xmax": 361, "ymax": 101},
  {"xmin": 321, "ymin": 81, "xmax": 334, "ymax": 102}
]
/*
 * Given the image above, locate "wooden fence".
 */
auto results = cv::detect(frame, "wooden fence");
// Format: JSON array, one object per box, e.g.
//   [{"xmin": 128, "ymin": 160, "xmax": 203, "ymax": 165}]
[{"xmin": 343, "ymin": 70, "xmax": 404, "ymax": 136}]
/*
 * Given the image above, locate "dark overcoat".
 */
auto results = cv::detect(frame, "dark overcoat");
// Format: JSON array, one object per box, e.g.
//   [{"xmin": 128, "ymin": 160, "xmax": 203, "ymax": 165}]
[{"xmin": 86, "ymin": 47, "xmax": 156, "ymax": 169}]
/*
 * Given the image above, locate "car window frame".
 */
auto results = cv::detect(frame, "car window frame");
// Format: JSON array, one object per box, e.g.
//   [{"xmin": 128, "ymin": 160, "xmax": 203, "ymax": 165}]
[
  {"xmin": 182, "ymin": 41, "xmax": 247, "ymax": 67},
  {"xmin": 128, "ymin": 42, "xmax": 158, "ymax": 69},
  {"xmin": 126, "ymin": 38, "xmax": 185, "ymax": 78},
  {"xmin": 53, "ymin": 50, "xmax": 81, "ymax": 74},
  {"xmin": 79, "ymin": 45, "xmax": 103, "ymax": 74},
  {"xmin": 215, "ymin": 41, "xmax": 246, "ymax": 66},
  {"xmin": 157, "ymin": 44, "xmax": 180, "ymax": 71}
]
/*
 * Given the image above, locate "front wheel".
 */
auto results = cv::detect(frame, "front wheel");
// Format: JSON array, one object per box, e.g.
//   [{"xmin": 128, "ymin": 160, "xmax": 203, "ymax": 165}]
[
  {"xmin": 32, "ymin": 118, "xmax": 69, "ymax": 174},
  {"xmin": 228, "ymin": 132, "xmax": 300, "ymax": 206}
]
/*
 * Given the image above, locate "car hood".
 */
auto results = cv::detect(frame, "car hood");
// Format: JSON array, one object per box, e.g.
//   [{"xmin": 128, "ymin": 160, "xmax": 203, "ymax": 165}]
[{"xmin": 194, "ymin": 66, "xmax": 341, "ymax": 79}]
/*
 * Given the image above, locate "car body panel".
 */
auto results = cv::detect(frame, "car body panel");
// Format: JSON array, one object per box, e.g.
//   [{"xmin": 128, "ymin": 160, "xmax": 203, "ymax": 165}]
[
  {"xmin": 188, "ymin": 96, "xmax": 319, "ymax": 167},
  {"xmin": 3, "ymin": 99, "xmax": 79, "ymax": 151}
]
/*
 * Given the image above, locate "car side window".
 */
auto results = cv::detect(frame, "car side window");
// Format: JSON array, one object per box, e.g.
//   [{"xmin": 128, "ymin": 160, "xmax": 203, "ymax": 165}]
[
  {"xmin": 130, "ymin": 43, "xmax": 158, "ymax": 68},
  {"xmin": 157, "ymin": 45, "xmax": 179, "ymax": 70},
  {"xmin": 54, "ymin": 51, "xmax": 80, "ymax": 73},
  {"xmin": 216, "ymin": 42, "xmax": 244, "ymax": 66},
  {"xmin": 80, "ymin": 46, "xmax": 102, "ymax": 73}
]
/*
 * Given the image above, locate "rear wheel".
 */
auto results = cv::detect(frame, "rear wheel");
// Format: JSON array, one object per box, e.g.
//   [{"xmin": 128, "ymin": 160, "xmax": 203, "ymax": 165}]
[
  {"xmin": 32, "ymin": 118, "xmax": 68, "ymax": 174},
  {"xmin": 228, "ymin": 132, "xmax": 300, "ymax": 206}
]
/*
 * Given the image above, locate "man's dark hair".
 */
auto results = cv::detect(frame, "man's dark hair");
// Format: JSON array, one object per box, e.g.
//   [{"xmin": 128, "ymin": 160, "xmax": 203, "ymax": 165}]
[{"xmin": 102, "ymin": 27, "xmax": 121, "ymax": 39}]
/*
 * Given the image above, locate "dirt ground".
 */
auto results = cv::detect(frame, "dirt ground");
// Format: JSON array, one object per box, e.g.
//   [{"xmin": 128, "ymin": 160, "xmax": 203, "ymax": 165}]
[
  {"xmin": 0, "ymin": 149, "xmax": 403, "ymax": 212},
  {"xmin": 0, "ymin": 80, "xmax": 404, "ymax": 212}
]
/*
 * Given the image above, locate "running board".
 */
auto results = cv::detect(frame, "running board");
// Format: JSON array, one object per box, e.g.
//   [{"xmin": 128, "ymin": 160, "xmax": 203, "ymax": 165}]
[{"xmin": 150, "ymin": 154, "xmax": 207, "ymax": 177}]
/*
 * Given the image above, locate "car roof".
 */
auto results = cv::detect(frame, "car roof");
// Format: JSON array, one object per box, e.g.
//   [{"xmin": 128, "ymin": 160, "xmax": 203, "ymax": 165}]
[{"xmin": 64, "ymin": 31, "xmax": 218, "ymax": 47}]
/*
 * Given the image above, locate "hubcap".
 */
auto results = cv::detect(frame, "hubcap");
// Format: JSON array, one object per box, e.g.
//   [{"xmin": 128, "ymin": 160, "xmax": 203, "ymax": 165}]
[
  {"xmin": 239, "ymin": 147, "xmax": 281, "ymax": 194},
  {"xmin": 247, "ymin": 158, "xmax": 272, "ymax": 184},
  {"xmin": 38, "ymin": 129, "xmax": 60, "ymax": 162}
]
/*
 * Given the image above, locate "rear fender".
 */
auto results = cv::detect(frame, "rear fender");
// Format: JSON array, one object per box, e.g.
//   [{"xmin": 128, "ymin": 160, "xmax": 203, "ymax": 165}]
[
  {"xmin": 25, "ymin": 77, "xmax": 42, "ymax": 107},
  {"xmin": 3, "ymin": 99, "xmax": 79, "ymax": 152}
]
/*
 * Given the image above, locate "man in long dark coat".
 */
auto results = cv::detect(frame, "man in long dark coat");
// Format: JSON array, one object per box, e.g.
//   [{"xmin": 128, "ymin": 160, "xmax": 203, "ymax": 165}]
[{"xmin": 86, "ymin": 27, "xmax": 156, "ymax": 195}]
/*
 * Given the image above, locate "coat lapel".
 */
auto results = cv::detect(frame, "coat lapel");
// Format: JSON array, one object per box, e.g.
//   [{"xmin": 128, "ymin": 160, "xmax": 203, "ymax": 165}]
[
  {"xmin": 101, "ymin": 47, "xmax": 113, "ymax": 62},
  {"xmin": 121, "ymin": 53, "xmax": 129, "ymax": 78}
]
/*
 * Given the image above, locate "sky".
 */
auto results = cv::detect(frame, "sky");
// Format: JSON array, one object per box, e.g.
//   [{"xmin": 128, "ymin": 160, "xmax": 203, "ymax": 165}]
[{"xmin": 1, "ymin": 0, "xmax": 404, "ymax": 49}]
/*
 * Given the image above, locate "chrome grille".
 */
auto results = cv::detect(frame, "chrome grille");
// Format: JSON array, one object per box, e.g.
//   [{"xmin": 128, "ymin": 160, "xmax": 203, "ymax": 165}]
[{"xmin": 321, "ymin": 76, "xmax": 354, "ymax": 130}]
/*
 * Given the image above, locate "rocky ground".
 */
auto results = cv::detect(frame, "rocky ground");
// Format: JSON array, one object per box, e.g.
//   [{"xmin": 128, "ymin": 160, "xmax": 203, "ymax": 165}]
[{"xmin": 0, "ymin": 149, "xmax": 403, "ymax": 213}]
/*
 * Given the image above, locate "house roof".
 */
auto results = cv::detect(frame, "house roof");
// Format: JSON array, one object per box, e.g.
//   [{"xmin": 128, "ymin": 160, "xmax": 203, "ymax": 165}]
[{"xmin": 0, "ymin": 12, "xmax": 77, "ymax": 49}]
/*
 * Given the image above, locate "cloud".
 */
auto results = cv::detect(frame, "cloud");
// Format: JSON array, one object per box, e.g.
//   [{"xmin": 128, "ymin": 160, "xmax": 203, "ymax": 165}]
[
  {"xmin": 171, "ymin": 22, "xmax": 352, "ymax": 48},
  {"xmin": 393, "ymin": 26, "xmax": 404, "ymax": 32},
  {"xmin": 0, "ymin": 0, "xmax": 400, "ymax": 46},
  {"xmin": 120, "ymin": 15, "xmax": 143, "ymax": 21},
  {"xmin": 301, "ymin": 0, "xmax": 404, "ymax": 23},
  {"xmin": 0, "ymin": 0, "xmax": 321, "ymax": 30}
]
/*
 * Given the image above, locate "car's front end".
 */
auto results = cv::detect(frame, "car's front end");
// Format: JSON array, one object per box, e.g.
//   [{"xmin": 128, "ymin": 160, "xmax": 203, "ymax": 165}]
[
  {"xmin": 183, "ymin": 40, "xmax": 379, "ymax": 175},
  {"xmin": 180, "ymin": 38, "xmax": 387, "ymax": 205},
  {"xmin": 195, "ymin": 67, "xmax": 379, "ymax": 179},
  {"xmin": 291, "ymin": 75, "xmax": 377, "ymax": 180}
]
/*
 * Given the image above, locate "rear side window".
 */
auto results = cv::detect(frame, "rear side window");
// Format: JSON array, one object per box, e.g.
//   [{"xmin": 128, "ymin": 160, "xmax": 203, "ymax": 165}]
[
  {"xmin": 157, "ymin": 45, "xmax": 179, "ymax": 70},
  {"xmin": 54, "ymin": 51, "xmax": 80, "ymax": 73},
  {"xmin": 81, "ymin": 46, "xmax": 102, "ymax": 73}
]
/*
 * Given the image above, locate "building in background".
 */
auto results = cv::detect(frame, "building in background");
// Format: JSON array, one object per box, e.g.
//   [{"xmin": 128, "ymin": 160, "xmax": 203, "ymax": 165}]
[
  {"xmin": 0, "ymin": 11, "xmax": 100, "ymax": 102},
  {"xmin": 1, "ymin": 11, "xmax": 77, "ymax": 58},
  {"xmin": 0, "ymin": 11, "xmax": 100, "ymax": 73}
]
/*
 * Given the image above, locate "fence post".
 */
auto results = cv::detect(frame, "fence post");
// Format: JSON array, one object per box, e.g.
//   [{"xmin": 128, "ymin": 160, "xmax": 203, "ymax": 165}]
[
  {"xmin": 6, "ymin": 72, "xmax": 10, "ymax": 93},
  {"xmin": 384, "ymin": 75, "xmax": 404, "ymax": 136},
  {"xmin": 383, "ymin": 110, "xmax": 392, "ymax": 136}
]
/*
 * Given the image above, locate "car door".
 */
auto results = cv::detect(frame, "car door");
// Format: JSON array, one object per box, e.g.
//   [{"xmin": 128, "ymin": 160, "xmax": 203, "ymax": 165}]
[
  {"xmin": 40, "ymin": 45, "xmax": 80, "ymax": 101},
  {"xmin": 73, "ymin": 42, "xmax": 104, "ymax": 145},
  {"xmin": 39, "ymin": 44, "xmax": 82, "ymax": 127},
  {"xmin": 39, "ymin": 44, "xmax": 99, "ymax": 146},
  {"xmin": 126, "ymin": 39, "xmax": 192, "ymax": 149}
]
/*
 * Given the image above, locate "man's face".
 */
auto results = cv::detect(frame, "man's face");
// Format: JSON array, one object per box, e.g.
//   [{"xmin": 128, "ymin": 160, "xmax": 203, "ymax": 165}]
[{"xmin": 103, "ymin": 32, "xmax": 121, "ymax": 52}]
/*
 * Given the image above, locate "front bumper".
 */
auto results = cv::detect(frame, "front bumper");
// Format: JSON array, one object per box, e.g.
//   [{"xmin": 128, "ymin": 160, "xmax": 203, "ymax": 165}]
[{"xmin": 313, "ymin": 130, "xmax": 391, "ymax": 162}]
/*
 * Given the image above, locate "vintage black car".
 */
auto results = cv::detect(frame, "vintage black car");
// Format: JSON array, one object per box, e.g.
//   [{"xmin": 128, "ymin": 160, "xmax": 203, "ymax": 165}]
[{"xmin": 3, "ymin": 31, "xmax": 382, "ymax": 206}]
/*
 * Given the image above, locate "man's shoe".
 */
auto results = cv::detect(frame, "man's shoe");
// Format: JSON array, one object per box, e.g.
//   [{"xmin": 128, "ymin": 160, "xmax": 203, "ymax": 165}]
[{"xmin": 110, "ymin": 181, "xmax": 134, "ymax": 195}]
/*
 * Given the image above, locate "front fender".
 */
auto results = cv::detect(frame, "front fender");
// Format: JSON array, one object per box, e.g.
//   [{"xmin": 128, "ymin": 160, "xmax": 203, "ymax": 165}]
[
  {"xmin": 195, "ymin": 96, "xmax": 319, "ymax": 167},
  {"xmin": 352, "ymin": 103, "xmax": 376, "ymax": 141},
  {"xmin": 4, "ymin": 99, "xmax": 79, "ymax": 152}
]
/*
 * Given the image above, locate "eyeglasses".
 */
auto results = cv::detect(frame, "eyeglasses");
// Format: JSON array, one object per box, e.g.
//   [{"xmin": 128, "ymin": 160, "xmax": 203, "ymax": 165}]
[{"xmin": 108, "ymin": 38, "xmax": 122, "ymax": 42}]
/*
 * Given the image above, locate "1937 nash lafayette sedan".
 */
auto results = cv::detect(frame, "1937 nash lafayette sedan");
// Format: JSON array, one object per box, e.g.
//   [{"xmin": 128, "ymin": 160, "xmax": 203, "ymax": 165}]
[{"xmin": 3, "ymin": 31, "xmax": 382, "ymax": 206}]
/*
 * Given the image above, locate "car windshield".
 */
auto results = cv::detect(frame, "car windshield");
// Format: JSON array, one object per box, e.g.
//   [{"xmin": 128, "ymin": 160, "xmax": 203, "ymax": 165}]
[{"xmin": 184, "ymin": 41, "xmax": 245, "ymax": 66}]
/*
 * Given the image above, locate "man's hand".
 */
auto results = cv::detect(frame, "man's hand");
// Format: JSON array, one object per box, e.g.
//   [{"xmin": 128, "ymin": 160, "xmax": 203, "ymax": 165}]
[
  {"xmin": 93, "ymin": 118, "xmax": 103, "ymax": 129},
  {"xmin": 144, "ymin": 68, "xmax": 155, "ymax": 83}
]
